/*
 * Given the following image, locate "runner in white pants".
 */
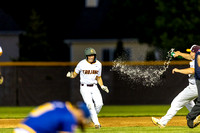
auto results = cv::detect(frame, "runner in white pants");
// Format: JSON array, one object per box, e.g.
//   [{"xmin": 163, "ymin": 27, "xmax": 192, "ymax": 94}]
[
  {"xmin": 66, "ymin": 47, "xmax": 109, "ymax": 129},
  {"xmin": 152, "ymin": 45, "xmax": 200, "ymax": 128}
]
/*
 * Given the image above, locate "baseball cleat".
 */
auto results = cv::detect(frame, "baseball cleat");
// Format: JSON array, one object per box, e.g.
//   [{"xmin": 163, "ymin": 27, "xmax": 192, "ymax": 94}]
[
  {"xmin": 193, "ymin": 115, "xmax": 200, "ymax": 127},
  {"xmin": 95, "ymin": 124, "xmax": 101, "ymax": 129},
  {"xmin": 151, "ymin": 117, "xmax": 165, "ymax": 128}
]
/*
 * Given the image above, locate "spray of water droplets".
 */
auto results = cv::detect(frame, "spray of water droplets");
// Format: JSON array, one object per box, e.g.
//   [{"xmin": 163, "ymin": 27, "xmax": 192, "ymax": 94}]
[{"xmin": 111, "ymin": 49, "xmax": 174, "ymax": 87}]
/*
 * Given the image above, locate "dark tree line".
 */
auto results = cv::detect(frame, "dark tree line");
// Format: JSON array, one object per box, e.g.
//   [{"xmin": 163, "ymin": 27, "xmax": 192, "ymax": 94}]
[
  {"xmin": 2, "ymin": 0, "xmax": 200, "ymax": 61},
  {"xmin": 18, "ymin": 9, "xmax": 70, "ymax": 61},
  {"xmin": 103, "ymin": 0, "xmax": 200, "ymax": 52},
  {"xmin": 153, "ymin": 0, "xmax": 200, "ymax": 52}
]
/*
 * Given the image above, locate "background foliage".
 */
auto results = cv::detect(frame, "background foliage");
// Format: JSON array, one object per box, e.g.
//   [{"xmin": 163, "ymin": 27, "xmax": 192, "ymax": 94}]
[{"xmin": 2, "ymin": 0, "xmax": 200, "ymax": 60}]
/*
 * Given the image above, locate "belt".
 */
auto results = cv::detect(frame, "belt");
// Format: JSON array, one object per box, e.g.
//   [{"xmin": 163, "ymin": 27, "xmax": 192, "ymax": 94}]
[{"xmin": 81, "ymin": 84, "xmax": 95, "ymax": 87}]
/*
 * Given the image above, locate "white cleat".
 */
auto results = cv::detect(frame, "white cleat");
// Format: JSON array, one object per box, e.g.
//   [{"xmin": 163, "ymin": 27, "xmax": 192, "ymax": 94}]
[
  {"xmin": 193, "ymin": 115, "xmax": 200, "ymax": 127},
  {"xmin": 95, "ymin": 124, "xmax": 101, "ymax": 129},
  {"xmin": 151, "ymin": 117, "xmax": 165, "ymax": 128}
]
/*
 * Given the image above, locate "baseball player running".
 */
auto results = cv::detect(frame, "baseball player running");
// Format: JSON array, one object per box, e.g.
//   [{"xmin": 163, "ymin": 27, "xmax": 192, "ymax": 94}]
[
  {"xmin": 152, "ymin": 45, "xmax": 200, "ymax": 128},
  {"xmin": 66, "ymin": 47, "xmax": 109, "ymax": 129}
]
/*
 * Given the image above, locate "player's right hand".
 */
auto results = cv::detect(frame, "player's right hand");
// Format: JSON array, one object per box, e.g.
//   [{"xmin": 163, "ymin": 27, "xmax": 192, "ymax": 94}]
[
  {"xmin": 66, "ymin": 72, "xmax": 73, "ymax": 78},
  {"xmin": 173, "ymin": 51, "xmax": 181, "ymax": 57}
]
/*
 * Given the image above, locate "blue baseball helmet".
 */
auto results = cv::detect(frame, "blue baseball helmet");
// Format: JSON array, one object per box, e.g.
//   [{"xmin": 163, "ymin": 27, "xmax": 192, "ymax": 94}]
[{"xmin": 77, "ymin": 102, "xmax": 90, "ymax": 118}]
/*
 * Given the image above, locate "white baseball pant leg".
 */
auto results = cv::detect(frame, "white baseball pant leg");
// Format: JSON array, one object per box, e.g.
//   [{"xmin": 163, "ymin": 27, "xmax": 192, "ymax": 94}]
[
  {"xmin": 160, "ymin": 84, "xmax": 198, "ymax": 126},
  {"xmin": 13, "ymin": 128, "xmax": 30, "ymax": 133},
  {"xmin": 80, "ymin": 84, "xmax": 103, "ymax": 125},
  {"xmin": 91, "ymin": 85, "xmax": 103, "ymax": 114}
]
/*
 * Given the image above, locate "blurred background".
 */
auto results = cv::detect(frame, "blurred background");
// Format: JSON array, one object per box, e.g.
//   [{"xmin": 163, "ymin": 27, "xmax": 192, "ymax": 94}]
[{"xmin": 0, "ymin": 0, "xmax": 198, "ymax": 106}]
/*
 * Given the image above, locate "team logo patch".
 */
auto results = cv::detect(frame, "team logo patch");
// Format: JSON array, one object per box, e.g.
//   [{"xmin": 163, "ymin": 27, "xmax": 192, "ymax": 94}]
[{"xmin": 91, "ymin": 49, "xmax": 94, "ymax": 53}]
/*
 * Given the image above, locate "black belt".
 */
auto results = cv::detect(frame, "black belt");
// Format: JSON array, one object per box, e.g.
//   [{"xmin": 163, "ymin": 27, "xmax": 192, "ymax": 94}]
[{"xmin": 81, "ymin": 84, "xmax": 95, "ymax": 87}]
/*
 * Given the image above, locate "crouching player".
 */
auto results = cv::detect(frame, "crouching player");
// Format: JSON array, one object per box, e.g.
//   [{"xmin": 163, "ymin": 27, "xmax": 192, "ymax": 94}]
[{"xmin": 13, "ymin": 101, "xmax": 90, "ymax": 133}]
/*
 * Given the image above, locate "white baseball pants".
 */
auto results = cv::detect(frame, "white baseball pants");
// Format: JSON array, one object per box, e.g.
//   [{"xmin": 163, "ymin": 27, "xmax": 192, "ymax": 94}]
[
  {"xmin": 13, "ymin": 128, "xmax": 30, "ymax": 133},
  {"xmin": 80, "ymin": 84, "xmax": 103, "ymax": 125},
  {"xmin": 160, "ymin": 84, "xmax": 198, "ymax": 126}
]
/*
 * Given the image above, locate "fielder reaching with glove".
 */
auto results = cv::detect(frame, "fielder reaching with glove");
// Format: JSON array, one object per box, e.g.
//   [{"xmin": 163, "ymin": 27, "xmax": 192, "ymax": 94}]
[
  {"xmin": 66, "ymin": 47, "xmax": 109, "ymax": 129},
  {"xmin": 152, "ymin": 45, "xmax": 200, "ymax": 128}
]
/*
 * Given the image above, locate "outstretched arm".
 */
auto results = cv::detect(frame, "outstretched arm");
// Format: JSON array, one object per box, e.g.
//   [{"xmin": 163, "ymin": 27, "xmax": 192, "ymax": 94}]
[
  {"xmin": 174, "ymin": 51, "xmax": 192, "ymax": 60},
  {"xmin": 66, "ymin": 71, "xmax": 78, "ymax": 78},
  {"xmin": 172, "ymin": 68, "xmax": 194, "ymax": 74}
]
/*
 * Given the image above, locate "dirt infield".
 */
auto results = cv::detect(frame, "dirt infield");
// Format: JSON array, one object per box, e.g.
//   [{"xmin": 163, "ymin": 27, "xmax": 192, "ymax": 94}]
[
  {"xmin": 99, "ymin": 116, "xmax": 187, "ymax": 127},
  {"xmin": 0, "ymin": 116, "xmax": 187, "ymax": 128}
]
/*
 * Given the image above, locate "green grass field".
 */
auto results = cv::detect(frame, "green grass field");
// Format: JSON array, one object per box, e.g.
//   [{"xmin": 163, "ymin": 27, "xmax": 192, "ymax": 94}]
[{"xmin": 1, "ymin": 105, "xmax": 200, "ymax": 133}]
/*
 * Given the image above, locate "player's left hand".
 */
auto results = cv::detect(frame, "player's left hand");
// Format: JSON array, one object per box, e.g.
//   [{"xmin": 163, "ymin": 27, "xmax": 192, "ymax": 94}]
[
  {"xmin": 101, "ymin": 85, "xmax": 109, "ymax": 93},
  {"xmin": 172, "ymin": 68, "xmax": 178, "ymax": 74}
]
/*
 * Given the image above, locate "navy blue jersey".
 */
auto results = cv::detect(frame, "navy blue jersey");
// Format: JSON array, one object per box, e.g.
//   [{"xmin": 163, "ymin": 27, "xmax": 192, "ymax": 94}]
[
  {"xmin": 195, "ymin": 51, "xmax": 200, "ymax": 80},
  {"xmin": 18, "ymin": 101, "xmax": 77, "ymax": 133}
]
